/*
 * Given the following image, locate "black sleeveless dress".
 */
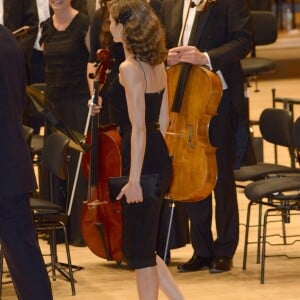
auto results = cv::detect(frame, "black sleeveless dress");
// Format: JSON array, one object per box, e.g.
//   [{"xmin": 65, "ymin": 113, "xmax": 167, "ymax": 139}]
[
  {"xmin": 40, "ymin": 13, "xmax": 90, "ymax": 246},
  {"xmin": 110, "ymin": 89, "xmax": 172, "ymax": 269}
]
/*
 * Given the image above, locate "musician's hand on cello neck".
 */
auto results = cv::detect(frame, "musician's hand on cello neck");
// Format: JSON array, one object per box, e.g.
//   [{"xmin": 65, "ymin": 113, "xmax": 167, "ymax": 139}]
[
  {"xmin": 167, "ymin": 46, "xmax": 209, "ymax": 66},
  {"xmin": 86, "ymin": 58, "xmax": 103, "ymax": 116},
  {"xmin": 88, "ymin": 97, "xmax": 102, "ymax": 116}
]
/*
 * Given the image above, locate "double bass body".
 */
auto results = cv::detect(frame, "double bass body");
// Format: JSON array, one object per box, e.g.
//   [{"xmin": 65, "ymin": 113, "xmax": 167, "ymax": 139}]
[{"xmin": 165, "ymin": 64, "xmax": 223, "ymax": 202}]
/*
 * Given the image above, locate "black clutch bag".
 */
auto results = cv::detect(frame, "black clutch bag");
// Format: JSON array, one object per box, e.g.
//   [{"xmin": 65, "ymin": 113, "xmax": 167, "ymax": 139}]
[{"xmin": 108, "ymin": 174, "xmax": 161, "ymax": 203}]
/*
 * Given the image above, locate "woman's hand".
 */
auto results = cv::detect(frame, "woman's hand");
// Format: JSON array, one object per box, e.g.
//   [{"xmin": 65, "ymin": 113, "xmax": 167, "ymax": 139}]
[
  {"xmin": 88, "ymin": 96, "xmax": 102, "ymax": 116},
  {"xmin": 117, "ymin": 181, "xmax": 143, "ymax": 204}
]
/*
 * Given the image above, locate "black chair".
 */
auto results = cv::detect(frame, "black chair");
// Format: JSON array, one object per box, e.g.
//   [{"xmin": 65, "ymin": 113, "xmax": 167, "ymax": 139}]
[
  {"xmin": 242, "ymin": 10, "xmax": 278, "ymax": 90},
  {"xmin": 235, "ymin": 108, "xmax": 300, "ymax": 186},
  {"xmin": 242, "ymin": 10, "xmax": 278, "ymax": 150},
  {"xmin": 242, "ymin": 116, "xmax": 300, "ymax": 284},
  {"xmin": 235, "ymin": 108, "xmax": 300, "ymax": 248},
  {"xmin": 242, "ymin": 11, "xmax": 278, "ymax": 163},
  {"xmin": 30, "ymin": 132, "xmax": 77, "ymax": 295},
  {"xmin": 272, "ymin": 88, "xmax": 300, "ymax": 167}
]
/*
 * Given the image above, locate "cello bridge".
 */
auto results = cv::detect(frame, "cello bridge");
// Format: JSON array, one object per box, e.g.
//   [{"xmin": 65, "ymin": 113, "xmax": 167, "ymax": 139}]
[{"xmin": 87, "ymin": 200, "xmax": 103, "ymax": 207}]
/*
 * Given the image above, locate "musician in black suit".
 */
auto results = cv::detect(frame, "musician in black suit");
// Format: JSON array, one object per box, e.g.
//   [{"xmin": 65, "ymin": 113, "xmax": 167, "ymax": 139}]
[
  {"xmin": 160, "ymin": 0, "xmax": 253, "ymax": 272},
  {"xmin": 0, "ymin": 25, "xmax": 52, "ymax": 299},
  {"xmin": 1, "ymin": 0, "xmax": 38, "ymax": 82}
]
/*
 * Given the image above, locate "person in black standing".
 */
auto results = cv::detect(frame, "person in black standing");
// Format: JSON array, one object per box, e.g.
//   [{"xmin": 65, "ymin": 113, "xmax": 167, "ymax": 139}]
[
  {"xmin": 0, "ymin": 24, "xmax": 52, "ymax": 300},
  {"xmin": 104, "ymin": 1, "xmax": 184, "ymax": 298},
  {"xmin": 87, "ymin": 0, "xmax": 189, "ymax": 264},
  {"xmin": 40, "ymin": 0, "xmax": 90, "ymax": 246},
  {"xmin": 160, "ymin": 0, "xmax": 253, "ymax": 273},
  {"xmin": 1, "ymin": 0, "xmax": 38, "ymax": 83}
]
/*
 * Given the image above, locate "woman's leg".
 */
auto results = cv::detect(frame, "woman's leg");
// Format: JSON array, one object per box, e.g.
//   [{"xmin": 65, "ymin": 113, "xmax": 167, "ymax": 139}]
[
  {"xmin": 156, "ymin": 255, "xmax": 184, "ymax": 300},
  {"xmin": 135, "ymin": 266, "xmax": 159, "ymax": 300},
  {"xmin": 135, "ymin": 256, "xmax": 184, "ymax": 300}
]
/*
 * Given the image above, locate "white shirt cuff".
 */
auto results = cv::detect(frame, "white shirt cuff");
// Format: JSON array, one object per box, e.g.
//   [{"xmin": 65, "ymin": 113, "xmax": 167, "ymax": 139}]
[{"xmin": 204, "ymin": 52, "xmax": 228, "ymax": 90}]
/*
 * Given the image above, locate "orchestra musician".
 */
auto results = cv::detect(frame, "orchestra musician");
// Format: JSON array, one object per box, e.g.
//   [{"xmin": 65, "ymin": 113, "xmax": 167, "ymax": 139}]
[
  {"xmin": 39, "ymin": 0, "xmax": 90, "ymax": 246},
  {"xmin": 0, "ymin": 24, "xmax": 52, "ymax": 300},
  {"xmin": 31, "ymin": 0, "xmax": 91, "ymax": 85},
  {"xmin": 0, "ymin": 0, "xmax": 38, "ymax": 83},
  {"xmin": 160, "ymin": 0, "xmax": 253, "ymax": 273}
]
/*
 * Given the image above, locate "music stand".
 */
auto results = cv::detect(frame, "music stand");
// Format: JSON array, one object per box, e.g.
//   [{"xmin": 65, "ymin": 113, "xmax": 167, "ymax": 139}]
[
  {"xmin": 26, "ymin": 84, "xmax": 85, "ymax": 276},
  {"xmin": 26, "ymin": 84, "xmax": 90, "ymax": 153}
]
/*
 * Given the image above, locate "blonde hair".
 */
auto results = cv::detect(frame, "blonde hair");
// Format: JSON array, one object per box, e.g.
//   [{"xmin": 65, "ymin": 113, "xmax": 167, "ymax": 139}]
[{"xmin": 109, "ymin": 0, "xmax": 167, "ymax": 65}]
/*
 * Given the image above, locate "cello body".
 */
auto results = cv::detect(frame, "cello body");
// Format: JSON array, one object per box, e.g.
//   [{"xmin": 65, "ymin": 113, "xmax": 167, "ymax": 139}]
[
  {"xmin": 80, "ymin": 49, "xmax": 122, "ymax": 262},
  {"xmin": 81, "ymin": 125, "xmax": 122, "ymax": 261},
  {"xmin": 165, "ymin": 64, "xmax": 223, "ymax": 202}
]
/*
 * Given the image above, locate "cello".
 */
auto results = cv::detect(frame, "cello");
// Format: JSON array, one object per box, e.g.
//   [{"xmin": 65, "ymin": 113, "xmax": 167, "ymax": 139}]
[
  {"xmin": 81, "ymin": 49, "xmax": 123, "ymax": 262},
  {"xmin": 165, "ymin": 0, "xmax": 223, "ymax": 202}
]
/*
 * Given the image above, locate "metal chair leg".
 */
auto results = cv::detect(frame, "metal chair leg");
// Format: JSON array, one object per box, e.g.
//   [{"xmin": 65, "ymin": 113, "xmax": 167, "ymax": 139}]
[
  {"xmin": 261, "ymin": 208, "xmax": 274, "ymax": 284},
  {"xmin": 256, "ymin": 202, "xmax": 263, "ymax": 264},
  {"xmin": 42, "ymin": 226, "xmax": 81, "ymax": 296},
  {"xmin": 281, "ymin": 211, "xmax": 287, "ymax": 245},
  {"xmin": 62, "ymin": 226, "xmax": 76, "ymax": 295},
  {"xmin": 243, "ymin": 200, "xmax": 252, "ymax": 270}
]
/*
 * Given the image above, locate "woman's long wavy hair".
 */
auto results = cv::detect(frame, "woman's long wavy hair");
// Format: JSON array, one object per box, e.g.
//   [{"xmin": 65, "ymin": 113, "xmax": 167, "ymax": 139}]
[{"xmin": 109, "ymin": 0, "xmax": 167, "ymax": 65}]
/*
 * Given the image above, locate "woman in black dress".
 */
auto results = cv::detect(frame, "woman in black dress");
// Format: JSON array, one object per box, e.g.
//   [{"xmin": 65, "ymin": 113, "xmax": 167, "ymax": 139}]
[
  {"xmin": 87, "ymin": 0, "xmax": 189, "ymax": 263},
  {"xmin": 106, "ymin": 0, "xmax": 184, "ymax": 298},
  {"xmin": 40, "ymin": 0, "xmax": 90, "ymax": 246}
]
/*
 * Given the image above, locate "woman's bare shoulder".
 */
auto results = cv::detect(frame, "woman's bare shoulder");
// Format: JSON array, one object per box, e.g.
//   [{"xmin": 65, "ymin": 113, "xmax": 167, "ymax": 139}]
[
  {"xmin": 119, "ymin": 59, "xmax": 144, "ymax": 85},
  {"xmin": 120, "ymin": 58, "xmax": 141, "ymax": 73}
]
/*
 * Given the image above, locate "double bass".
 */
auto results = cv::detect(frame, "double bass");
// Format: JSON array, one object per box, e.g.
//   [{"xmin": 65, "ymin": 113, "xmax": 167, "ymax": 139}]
[
  {"xmin": 165, "ymin": 0, "xmax": 223, "ymax": 202},
  {"xmin": 81, "ymin": 49, "xmax": 122, "ymax": 262}
]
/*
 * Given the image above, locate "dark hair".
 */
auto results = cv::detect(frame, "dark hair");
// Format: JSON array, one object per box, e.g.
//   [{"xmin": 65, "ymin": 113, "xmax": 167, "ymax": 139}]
[
  {"xmin": 97, "ymin": 0, "xmax": 113, "ymax": 48},
  {"xmin": 109, "ymin": 0, "xmax": 167, "ymax": 65}
]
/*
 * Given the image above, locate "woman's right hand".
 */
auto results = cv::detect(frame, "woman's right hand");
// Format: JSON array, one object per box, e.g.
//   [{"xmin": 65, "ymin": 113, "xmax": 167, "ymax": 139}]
[
  {"xmin": 88, "ymin": 96, "xmax": 102, "ymax": 116},
  {"xmin": 117, "ymin": 181, "xmax": 143, "ymax": 204}
]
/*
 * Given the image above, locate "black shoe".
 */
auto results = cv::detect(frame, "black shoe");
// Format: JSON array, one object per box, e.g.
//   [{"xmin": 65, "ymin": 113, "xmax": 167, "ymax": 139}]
[
  {"xmin": 177, "ymin": 255, "xmax": 212, "ymax": 272},
  {"xmin": 209, "ymin": 256, "xmax": 233, "ymax": 273}
]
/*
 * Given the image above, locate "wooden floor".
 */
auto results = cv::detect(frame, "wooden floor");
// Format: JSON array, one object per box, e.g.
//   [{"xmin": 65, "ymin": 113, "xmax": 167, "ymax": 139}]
[{"xmin": 2, "ymin": 31, "xmax": 300, "ymax": 299}]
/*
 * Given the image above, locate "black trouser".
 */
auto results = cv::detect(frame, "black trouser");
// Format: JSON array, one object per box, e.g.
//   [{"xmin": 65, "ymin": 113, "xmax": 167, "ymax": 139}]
[
  {"xmin": 183, "ymin": 93, "xmax": 239, "ymax": 258},
  {"xmin": 0, "ymin": 193, "xmax": 52, "ymax": 300}
]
